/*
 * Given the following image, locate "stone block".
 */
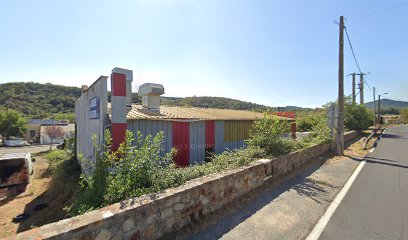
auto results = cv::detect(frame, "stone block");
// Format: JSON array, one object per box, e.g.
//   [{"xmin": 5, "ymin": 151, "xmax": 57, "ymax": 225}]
[
  {"xmin": 174, "ymin": 203, "xmax": 186, "ymax": 211},
  {"xmin": 95, "ymin": 229, "xmax": 111, "ymax": 240},
  {"xmin": 122, "ymin": 218, "xmax": 136, "ymax": 233}
]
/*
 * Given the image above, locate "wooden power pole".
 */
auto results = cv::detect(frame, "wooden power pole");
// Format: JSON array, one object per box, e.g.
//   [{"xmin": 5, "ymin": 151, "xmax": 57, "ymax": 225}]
[
  {"xmin": 378, "ymin": 94, "xmax": 381, "ymax": 125},
  {"xmin": 352, "ymin": 73, "xmax": 356, "ymax": 104},
  {"xmin": 337, "ymin": 16, "xmax": 345, "ymax": 155},
  {"xmin": 373, "ymin": 87, "xmax": 376, "ymax": 126},
  {"xmin": 359, "ymin": 73, "xmax": 364, "ymax": 105}
]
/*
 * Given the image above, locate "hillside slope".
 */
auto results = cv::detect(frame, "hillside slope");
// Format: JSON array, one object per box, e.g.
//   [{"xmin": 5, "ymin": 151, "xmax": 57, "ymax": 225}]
[
  {"xmin": 0, "ymin": 82, "xmax": 306, "ymax": 119},
  {"xmin": 0, "ymin": 82, "xmax": 81, "ymax": 118},
  {"xmin": 365, "ymin": 98, "xmax": 408, "ymax": 110},
  {"xmin": 161, "ymin": 96, "xmax": 273, "ymax": 111}
]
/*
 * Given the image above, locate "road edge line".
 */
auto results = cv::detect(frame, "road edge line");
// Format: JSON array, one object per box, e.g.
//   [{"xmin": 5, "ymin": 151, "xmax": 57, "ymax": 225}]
[{"xmin": 305, "ymin": 159, "xmax": 367, "ymax": 240}]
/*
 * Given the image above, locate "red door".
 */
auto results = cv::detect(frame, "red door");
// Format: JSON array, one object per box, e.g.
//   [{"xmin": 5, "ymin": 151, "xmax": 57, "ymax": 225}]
[{"xmin": 172, "ymin": 122, "xmax": 190, "ymax": 167}]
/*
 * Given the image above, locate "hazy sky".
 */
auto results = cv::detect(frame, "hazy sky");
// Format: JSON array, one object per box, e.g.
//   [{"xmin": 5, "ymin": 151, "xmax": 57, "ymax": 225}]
[{"xmin": 1, "ymin": 0, "xmax": 407, "ymax": 107}]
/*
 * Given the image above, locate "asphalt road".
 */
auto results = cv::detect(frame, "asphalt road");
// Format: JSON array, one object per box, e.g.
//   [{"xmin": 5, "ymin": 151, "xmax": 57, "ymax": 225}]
[
  {"xmin": 185, "ymin": 140, "xmax": 363, "ymax": 240},
  {"xmin": 319, "ymin": 125, "xmax": 408, "ymax": 240},
  {"xmin": 0, "ymin": 144, "xmax": 55, "ymax": 155}
]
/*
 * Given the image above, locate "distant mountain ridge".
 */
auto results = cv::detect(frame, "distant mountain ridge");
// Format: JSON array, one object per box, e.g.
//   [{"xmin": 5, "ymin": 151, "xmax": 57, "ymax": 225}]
[
  {"xmin": 365, "ymin": 98, "xmax": 408, "ymax": 110},
  {"xmin": 0, "ymin": 82, "xmax": 307, "ymax": 118}
]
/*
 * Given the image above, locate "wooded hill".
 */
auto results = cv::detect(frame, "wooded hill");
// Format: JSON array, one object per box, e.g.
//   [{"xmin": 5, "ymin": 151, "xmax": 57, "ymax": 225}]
[
  {"xmin": 0, "ymin": 82, "xmax": 81, "ymax": 119},
  {"xmin": 0, "ymin": 82, "xmax": 307, "ymax": 119},
  {"xmin": 365, "ymin": 99, "xmax": 408, "ymax": 114}
]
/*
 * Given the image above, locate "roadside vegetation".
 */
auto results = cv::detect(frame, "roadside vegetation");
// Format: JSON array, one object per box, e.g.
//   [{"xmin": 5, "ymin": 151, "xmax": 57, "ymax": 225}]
[
  {"xmin": 0, "ymin": 108, "xmax": 27, "ymax": 142},
  {"xmin": 47, "ymin": 99, "xmax": 374, "ymax": 217},
  {"xmin": 401, "ymin": 108, "xmax": 408, "ymax": 123}
]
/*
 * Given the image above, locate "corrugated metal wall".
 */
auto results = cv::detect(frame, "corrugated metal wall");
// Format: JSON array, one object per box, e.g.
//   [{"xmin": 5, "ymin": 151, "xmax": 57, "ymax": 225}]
[
  {"xmin": 189, "ymin": 121, "xmax": 205, "ymax": 165},
  {"xmin": 172, "ymin": 122, "xmax": 190, "ymax": 167},
  {"xmin": 75, "ymin": 76, "xmax": 108, "ymax": 165},
  {"xmin": 224, "ymin": 120, "xmax": 253, "ymax": 142},
  {"xmin": 205, "ymin": 120, "xmax": 215, "ymax": 149},
  {"xmin": 127, "ymin": 120, "xmax": 173, "ymax": 153},
  {"xmin": 214, "ymin": 121, "xmax": 225, "ymax": 154},
  {"xmin": 223, "ymin": 120, "xmax": 253, "ymax": 150},
  {"xmin": 127, "ymin": 119, "xmax": 255, "ymax": 166}
]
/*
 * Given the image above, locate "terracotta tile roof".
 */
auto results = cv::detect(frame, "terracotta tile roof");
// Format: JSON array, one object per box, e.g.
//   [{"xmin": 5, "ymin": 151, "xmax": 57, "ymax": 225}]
[{"xmin": 116, "ymin": 105, "xmax": 292, "ymax": 121}]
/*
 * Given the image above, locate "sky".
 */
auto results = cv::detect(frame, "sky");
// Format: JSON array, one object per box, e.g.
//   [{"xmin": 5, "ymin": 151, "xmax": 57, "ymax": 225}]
[{"xmin": 0, "ymin": 0, "xmax": 407, "ymax": 108}]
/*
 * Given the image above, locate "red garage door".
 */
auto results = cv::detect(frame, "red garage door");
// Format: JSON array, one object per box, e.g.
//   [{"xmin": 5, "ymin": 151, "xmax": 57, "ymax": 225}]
[{"xmin": 172, "ymin": 122, "xmax": 190, "ymax": 167}]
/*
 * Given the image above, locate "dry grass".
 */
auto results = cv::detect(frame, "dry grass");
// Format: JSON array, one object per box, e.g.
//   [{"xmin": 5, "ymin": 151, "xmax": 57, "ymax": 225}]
[{"xmin": 0, "ymin": 151, "xmax": 80, "ymax": 238}]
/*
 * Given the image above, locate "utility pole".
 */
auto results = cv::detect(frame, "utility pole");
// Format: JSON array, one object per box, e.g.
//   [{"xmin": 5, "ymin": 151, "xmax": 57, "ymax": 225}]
[
  {"xmin": 378, "ymin": 94, "xmax": 381, "ymax": 125},
  {"xmin": 337, "ymin": 16, "xmax": 345, "ymax": 156},
  {"xmin": 359, "ymin": 73, "xmax": 364, "ymax": 105},
  {"xmin": 373, "ymin": 87, "xmax": 376, "ymax": 127},
  {"xmin": 352, "ymin": 73, "xmax": 356, "ymax": 104}
]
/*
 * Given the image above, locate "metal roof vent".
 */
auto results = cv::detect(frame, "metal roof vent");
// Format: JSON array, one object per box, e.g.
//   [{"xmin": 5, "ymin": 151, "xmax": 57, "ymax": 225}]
[{"xmin": 138, "ymin": 83, "xmax": 165, "ymax": 112}]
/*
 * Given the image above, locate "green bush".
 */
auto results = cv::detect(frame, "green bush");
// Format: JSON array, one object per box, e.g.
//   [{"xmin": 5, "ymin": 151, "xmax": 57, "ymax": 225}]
[
  {"xmin": 299, "ymin": 118, "xmax": 331, "ymax": 147},
  {"xmin": 150, "ymin": 146, "xmax": 265, "ymax": 192},
  {"xmin": 245, "ymin": 113, "xmax": 298, "ymax": 156},
  {"xmin": 67, "ymin": 130, "xmax": 265, "ymax": 216},
  {"xmin": 296, "ymin": 110, "xmax": 326, "ymax": 132},
  {"xmin": 344, "ymin": 101, "xmax": 373, "ymax": 130},
  {"xmin": 401, "ymin": 108, "xmax": 408, "ymax": 123}
]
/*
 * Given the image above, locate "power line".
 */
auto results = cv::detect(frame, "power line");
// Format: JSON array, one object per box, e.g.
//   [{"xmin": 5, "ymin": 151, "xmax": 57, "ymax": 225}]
[
  {"xmin": 364, "ymin": 79, "xmax": 373, "ymax": 91},
  {"xmin": 368, "ymin": 3, "xmax": 408, "ymax": 16},
  {"xmin": 344, "ymin": 26, "xmax": 362, "ymax": 73}
]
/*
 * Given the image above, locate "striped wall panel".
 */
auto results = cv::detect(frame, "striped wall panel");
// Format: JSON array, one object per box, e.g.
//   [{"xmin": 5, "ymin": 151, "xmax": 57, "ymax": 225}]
[
  {"xmin": 214, "ymin": 121, "xmax": 225, "ymax": 154},
  {"xmin": 127, "ymin": 120, "xmax": 173, "ymax": 153},
  {"xmin": 172, "ymin": 122, "xmax": 190, "ymax": 167},
  {"xmin": 189, "ymin": 121, "xmax": 205, "ymax": 165},
  {"xmin": 224, "ymin": 140, "xmax": 245, "ymax": 150},
  {"xmin": 224, "ymin": 120, "xmax": 253, "ymax": 142}
]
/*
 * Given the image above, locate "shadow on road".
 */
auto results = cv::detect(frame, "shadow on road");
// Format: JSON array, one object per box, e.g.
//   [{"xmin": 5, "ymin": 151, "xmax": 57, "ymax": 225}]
[
  {"xmin": 347, "ymin": 155, "xmax": 408, "ymax": 169},
  {"xmin": 381, "ymin": 133, "xmax": 408, "ymax": 140},
  {"xmin": 164, "ymin": 136, "xmax": 364, "ymax": 240},
  {"xmin": 178, "ymin": 154, "xmax": 333, "ymax": 240}
]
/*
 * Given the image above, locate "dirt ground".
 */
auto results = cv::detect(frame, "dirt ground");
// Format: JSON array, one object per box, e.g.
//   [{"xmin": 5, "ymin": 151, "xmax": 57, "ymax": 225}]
[{"xmin": 0, "ymin": 151, "xmax": 77, "ymax": 239}]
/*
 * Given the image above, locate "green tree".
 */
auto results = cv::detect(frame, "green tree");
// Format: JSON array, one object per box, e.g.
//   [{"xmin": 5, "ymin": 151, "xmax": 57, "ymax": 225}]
[
  {"xmin": 54, "ymin": 113, "xmax": 76, "ymax": 123},
  {"xmin": 245, "ymin": 113, "xmax": 297, "ymax": 156},
  {"xmin": 400, "ymin": 108, "xmax": 408, "ymax": 123},
  {"xmin": 296, "ymin": 109, "xmax": 327, "ymax": 132},
  {"xmin": 344, "ymin": 101, "xmax": 373, "ymax": 130},
  {"xmin": 0, "ymin": 109, "xmax": 27, "ymax": 142}
]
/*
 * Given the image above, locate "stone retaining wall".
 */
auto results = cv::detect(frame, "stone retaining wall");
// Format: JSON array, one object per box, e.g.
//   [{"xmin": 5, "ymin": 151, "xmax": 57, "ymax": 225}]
[{"xmin": 16, "ymin": 131, "xmax": 360, "ymax": 240}]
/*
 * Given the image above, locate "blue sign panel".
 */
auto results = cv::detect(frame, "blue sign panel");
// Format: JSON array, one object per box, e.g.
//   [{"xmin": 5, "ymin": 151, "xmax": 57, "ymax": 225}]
[{"xmin": 89, "ymin": 97, "xmax": 100, "ymax": 119}]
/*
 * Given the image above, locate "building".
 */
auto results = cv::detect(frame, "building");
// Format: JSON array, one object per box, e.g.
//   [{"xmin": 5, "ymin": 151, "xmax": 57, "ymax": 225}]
[
  {"xmin": 26, "ymin": 119, "xmax": 75, "ymax": 144},
  {"xmin": 380, "ymin": 115, "xmax": 401, "ymax": 125},
  {"xmin": 75, "ymin": 67, "xmax": 294, "ymax": 168}
]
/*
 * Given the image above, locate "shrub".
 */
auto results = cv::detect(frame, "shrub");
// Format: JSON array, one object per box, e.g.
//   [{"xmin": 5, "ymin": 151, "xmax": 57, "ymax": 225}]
[
  {"xmin": 67, "ymin": 130, "xmax": 266, "ymax": 216},
  {"xmin": 245, "ymin": 113, "xmax": 298, "ymax": 156},
  {"xmin": 344, "ymin": 100, "xmax": 373, "ymax": 130},
  {"xmin": 296, "ymin": 110, "xmax": 326, "ymax": 132},
  {"xmin": 401, "ymin": 108, "xmax": 408, "ymax": 123},
  {"xmin": 299, "ymin": 118, "xmax": 331, "ymax": 147}
]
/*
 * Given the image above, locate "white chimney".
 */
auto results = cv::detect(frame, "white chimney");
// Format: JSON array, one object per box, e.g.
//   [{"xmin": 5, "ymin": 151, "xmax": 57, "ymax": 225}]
[
  {"xmin": 111, "ymin": 67, "xmax": 133, "ymax": 107},
  {"xmin": 81, "ymin": 85, "xmax": 88, "ymax": 93},
  {"xmin": 138, "ymin": 83, "xmax": 165, "ymax": 112}
]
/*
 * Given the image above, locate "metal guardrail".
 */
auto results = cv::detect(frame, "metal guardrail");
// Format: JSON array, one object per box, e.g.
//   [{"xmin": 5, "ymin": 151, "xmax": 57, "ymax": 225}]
[{"xmin": 363, "ymin": 128, "xmax": 385, "ymax": 150}]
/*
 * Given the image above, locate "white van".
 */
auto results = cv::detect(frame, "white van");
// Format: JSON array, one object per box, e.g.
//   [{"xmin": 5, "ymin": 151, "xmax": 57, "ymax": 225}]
[{"xmin": 0, "ymin": 153, "xmax": 34, "ymax": 198}]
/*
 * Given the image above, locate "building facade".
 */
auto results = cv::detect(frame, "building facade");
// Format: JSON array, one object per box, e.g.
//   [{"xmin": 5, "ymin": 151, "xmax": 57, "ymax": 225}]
[{"xmin": 75, "ymin": 67, "xmax": 294, "ymax": 168}]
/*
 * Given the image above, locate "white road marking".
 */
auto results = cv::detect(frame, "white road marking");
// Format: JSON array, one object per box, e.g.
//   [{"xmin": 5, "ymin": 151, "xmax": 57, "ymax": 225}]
[
  {"xmin": 369, "ymin": 148, "xmax": 375, "ymax": 153},
  {"xmin": 305, "ymin": 160, "xmax": 367, "ymax": 240}
]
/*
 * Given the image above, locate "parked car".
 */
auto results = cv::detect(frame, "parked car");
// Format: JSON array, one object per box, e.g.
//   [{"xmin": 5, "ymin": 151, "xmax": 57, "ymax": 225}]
[
  {"xmin": 0, "ymin": 153, "xmax": 34, "ymax": 199},
  {"xmin": 4, "ymin": 138, "xmax": 30, "ymax": 147}
]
